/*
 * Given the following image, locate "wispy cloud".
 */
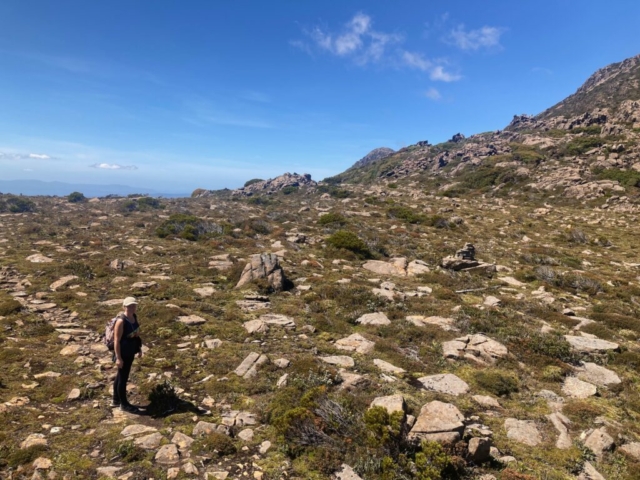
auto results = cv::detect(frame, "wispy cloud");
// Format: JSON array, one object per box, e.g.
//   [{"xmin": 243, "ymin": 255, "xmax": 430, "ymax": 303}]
[
  {"xmin": 424, "ymin": 88, "xmax": 441, "ymax": 100},
  {"xmin": 0, "ymin": 151, "xmax": 55, "ymax": 161},
  {"xmin": 1, "ymin": 50, "xmax": 165, "ymax": 86},
  {"xmin": 294, "ymin": 13, "xmax": 461, "ymax": 83},
  {"xmin": 400, "ymin": 51, "xmax": 461, "ymax": 82},
  {"xmin": 446, "ymin": 24, "xmax": 505, "ymax": 51},
  {"xmin": 90, "ymin": 163, "xmax": 138, "ymax": 170},
  {"xmin": 296, "ymin": 12, "xmax": 402, "ymax": 66}
]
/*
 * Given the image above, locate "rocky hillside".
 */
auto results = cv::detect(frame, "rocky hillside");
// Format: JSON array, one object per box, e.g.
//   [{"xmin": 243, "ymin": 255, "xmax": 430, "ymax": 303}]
[
  {"xmin": 538, "ymin": 54, "xmax": 640, "ymax": 120},
  {"xmin": 193, "ymin": 172, "xmax": 317, "ymax": 198},
  {"xmin": 324, "ymin": 54, "xmax": 640, "ymax": 212},
  {"xmin": 351, "ymin": 147, "xmax": 396, "ymax": 169}
]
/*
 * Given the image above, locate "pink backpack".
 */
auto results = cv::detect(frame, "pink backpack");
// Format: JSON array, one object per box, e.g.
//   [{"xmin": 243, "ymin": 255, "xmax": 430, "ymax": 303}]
[{"xmin": 104, "ymin": 315, "xmax": 122, "ymax": 351}]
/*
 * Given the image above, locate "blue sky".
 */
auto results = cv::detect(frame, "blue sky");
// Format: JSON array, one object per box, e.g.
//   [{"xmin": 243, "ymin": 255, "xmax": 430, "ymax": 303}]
[{"xmin": 1, "ymin": 1, "xmax": 639, "ymax": 194}]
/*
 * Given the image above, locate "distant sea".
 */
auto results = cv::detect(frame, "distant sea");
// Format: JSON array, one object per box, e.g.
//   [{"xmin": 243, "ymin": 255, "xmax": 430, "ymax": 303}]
[{"xmin": 0, "ymin": 180, "xmax": 189, "ymax": 198}]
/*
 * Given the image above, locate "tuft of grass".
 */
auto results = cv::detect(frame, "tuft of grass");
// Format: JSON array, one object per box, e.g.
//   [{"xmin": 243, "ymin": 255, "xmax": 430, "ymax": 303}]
[{"xmin": 475, "ymin": 369, "xmax": 520, "ymax": 397}]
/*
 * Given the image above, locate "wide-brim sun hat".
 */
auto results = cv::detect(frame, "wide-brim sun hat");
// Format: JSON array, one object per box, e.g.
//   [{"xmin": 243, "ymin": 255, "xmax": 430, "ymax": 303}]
[{"xmin": 123, "ymin": 297, "xmax": 138, "ymax": 307}]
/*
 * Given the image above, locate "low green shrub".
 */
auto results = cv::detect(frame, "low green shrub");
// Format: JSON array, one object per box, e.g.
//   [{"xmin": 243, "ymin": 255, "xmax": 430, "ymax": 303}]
[
  {"xmin": 0, "ymin": 299, "xmax": 22, "ymax": 316},
  {"xmin": 475, "ymin": 370, "xmax": 520, "ymax": 396},
  {"xmin": 67, "ymin": 191, "xmax": 86, "ymax": 203},
  {"xmin": 326, "ymin": 230, "xmax": 372, "ymax": 259},
  {"xmin": 319, "ymin": 212, "xmax": 348, "ymax": 226},
  {"xmin": 244, "ymin": 178, "xmax": 263, "ymax": 187},
  {"xmin": 387, "ymin": 205, "xmax": 424, "ymax": 224},
  {"xmin": 156, "ymin": 214, "xmax": 227, "ymax": 241}
]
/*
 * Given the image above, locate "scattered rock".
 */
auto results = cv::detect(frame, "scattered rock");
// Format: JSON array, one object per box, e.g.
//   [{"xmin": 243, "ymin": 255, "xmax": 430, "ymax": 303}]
[
  {"xmin": 177, "ymin": 315, "xmax": 207, "ymax": 326},
  {"xmin": 27, "ymin": 254, "xmax": 53, "ymax": 263},
  {"xmin": 369, "ymin": 394, "xmax": 406, "ymax": 415},
  {"xmin": 504, "ymin": 419, "xmax": 542, "ymax": 446},
  {"xmin": 575, "ymin": 362, "xmax": 621, "ymax": 387},
  {"xmin": 408, "ymin": 401, "xmax": 465, "ymax": 443},
  {"xmin": 134, "ymin": 432, "xmax": 164, "ymax": 449},
  {"xmin": 468, "ymin": 437, "xmax": 492, "ymax": 463},
  {"xmin": 238, "ymin": 428, "xmax": 254, "ymax": 442},
  {"xmin": 472, "ymin": 395, "xmax": 501, "ymax": 409},
  {"xmin": 442, "ymin": 334, "xmax": 508, "ymax": 365},
  {"xmin": 562, "ymin": 377, "xmax": 597, "ymax": 399},
  {"xmin": 619, "ymin": 442, "xmax": 640, "ymax": 460},
  {"xmin": 547, "ymin": 412, "xmax": 572, "ymax": 449},
  {"xmin": 578, "ymin": 462, "xmax": 606, "ymax": 480},
  {"xmin": 121, "ymin": 424, "xmax": 158, "ymax": 437},
  {"xmin": 355, "ymin": 312, "xmax": 390, "ymax": 326},
  {"xmin": 50, "ymin": 275, "xmax": 78, "ymax": 291},
  {"xmin": 406, "ymin": 315, "xmax": 457, "ymax": 331},
  {"xmin": 32, "ymin": 457, "xmax": 52, "ymax": 470},
  {"xmin": 417, "ymin": 374, "xmax": 470, "ymax": 396},
  {"xmin": 564, "ymin": 335, "xmax": 619, "ymax": 353},
  {"xmin": 194, "ymin": 286, "xmax": 216, "ymax": 297},
  {"xmin": 171, "ymin": 432, "xmax": 194, "ymax": 450},
  {"xmin": 155, "ymin": 443, "xmax": 180, "ymax": 464},
  {"xmin": 320, "ymin": 356, "xmax": 355, "ymax": 368},
  {"xmin": 20, "ymin": 434, "xmax": 48, "ymax": 449},
  {"xmin": 234, "ymin": 352, "xmax": 269, "ymax": 379},
  {"xmin": 584, "ymin": 427, "xmax": 614, "ymax": 457},
  {"xmin": 335, "ymin": 333, "xmax": 375, "ymax": 354},
  {"xmin": 373, "ymin": 359, "xmax": 405, "ymax": 375},
  {"xmin": 193, "ymin": 421, "xmax": 229, "ymax": 436}
]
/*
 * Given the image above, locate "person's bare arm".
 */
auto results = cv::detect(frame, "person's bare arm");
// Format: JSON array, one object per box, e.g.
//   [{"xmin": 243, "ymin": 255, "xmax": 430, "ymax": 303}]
[{"xmin": 114, "ymin": 318, "xmax": 124, "ymax": 368}]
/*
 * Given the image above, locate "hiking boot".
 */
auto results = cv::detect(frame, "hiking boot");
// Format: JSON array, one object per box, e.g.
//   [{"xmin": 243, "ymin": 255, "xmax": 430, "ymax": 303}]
[{"xmin": 120, "ymin": 404, "xmax": 140, "ymax": 414}]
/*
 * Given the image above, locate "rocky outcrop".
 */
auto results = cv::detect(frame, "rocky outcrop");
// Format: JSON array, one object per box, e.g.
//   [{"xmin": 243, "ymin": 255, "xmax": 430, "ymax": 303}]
[
  {"xmin": 442, "ymin": 334, "xmax": 508, "ymax": 365},
  {"xmin": 351, "ymin": 147, "xmax": 395, "ymax": 169},
  {"xmin": 441, "ymin": 243, "xmax": 496, "ymax": 274},
  {"xmin": 238, "ymin": 172, "xmax": 316, "ymax": 196},
  {"xmin": 235, "ymin": 253, "xmax": 290, "ymax": 291}
]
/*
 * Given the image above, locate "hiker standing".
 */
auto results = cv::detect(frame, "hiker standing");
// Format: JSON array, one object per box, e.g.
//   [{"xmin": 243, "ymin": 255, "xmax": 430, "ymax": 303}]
[{"xmin": 112, "ymin": 296, "xmax": 143, "ymax": 412}]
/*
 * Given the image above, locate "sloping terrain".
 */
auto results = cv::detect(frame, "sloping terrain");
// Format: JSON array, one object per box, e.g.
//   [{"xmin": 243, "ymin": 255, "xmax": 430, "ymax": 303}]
[{"xmin": 2, "ymin": 54, "xmax": 640, "ymax": 480}]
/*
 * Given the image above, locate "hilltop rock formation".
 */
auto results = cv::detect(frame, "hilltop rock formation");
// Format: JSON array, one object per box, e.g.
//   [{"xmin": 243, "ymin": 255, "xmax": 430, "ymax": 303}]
[
  {"xmin": 351, "ymin": 147, "xmax": 396, "ymax": 169},
  {"xmin": 193, "ymin": 172, "xmax": 316, "ymax": 197}
]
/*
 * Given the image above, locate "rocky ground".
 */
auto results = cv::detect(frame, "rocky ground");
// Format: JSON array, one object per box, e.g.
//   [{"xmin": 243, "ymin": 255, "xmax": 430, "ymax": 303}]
[{"xmin": 0, "ymin": 184, "xmax": 639, "ymax": 480}]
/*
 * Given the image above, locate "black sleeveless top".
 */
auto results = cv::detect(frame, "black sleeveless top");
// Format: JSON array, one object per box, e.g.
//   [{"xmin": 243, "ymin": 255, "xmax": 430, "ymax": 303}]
[{"xmin": 118, "ymin": 314, "xmax": 141, "ymax": 358}]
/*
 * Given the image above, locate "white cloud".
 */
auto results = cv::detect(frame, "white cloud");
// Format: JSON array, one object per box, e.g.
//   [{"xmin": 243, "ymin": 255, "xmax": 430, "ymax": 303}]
[
  {"xmin": 429, "ymin": 65, "xmax": 461, "ymax": 82},
  {"xmin": 29, "ymin": 153, "xmax": 50, "ymax": 159},
  {"xmin": 401, "ymin": 51, "xmax": 461, "ymax": 82},
  {"xmin": 90, "ymin": 163, "xmax": 138, "ymax": 170},
  {"xmin": 424, "ymin": 88, "xmax": 441, "ymax": 100},
  {"xmin": 447, "ymin": 24, "xmax": 505, "ymax": 51},
  {"xmin": 301, "ymin": 13, "xmax": 402, "ymax": 65},
  {"xmin": 402, "ymin": 51, "xmax": 432, "ymax": 71},
  {"xmin": 0, "ymin": 151, "xmax": 55, "ymax": 161}
]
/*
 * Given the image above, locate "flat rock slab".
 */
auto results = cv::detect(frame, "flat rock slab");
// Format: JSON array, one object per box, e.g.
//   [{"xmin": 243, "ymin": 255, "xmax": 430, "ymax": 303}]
[
  {"xmin": 193, "ymin": 287, "xmax": 216, "ymax": 297},
  {"xmin": 373, "ymin": 359, "xmax": 405, "ymax": 375},
  {"xmin": 564, "ymin": 335, "xmax": 619, "ymax": 353},
  {"xmin": 576, "ymin": 362, "xmax": 621, "ymax": 387},
  {"xmin": 370, "ymin": 394, "xmax": 406, "ymax": 415},
  {"xmin": 177, "ymin": 315, "xmax": 207, "ymax": 326},
  {"xmin": 259, "ymin": 314, "xmax": 295, "ymax": 329},
  {"xmin": 362, "ymin": 258, "xmax": 408, "ymax": 277},
  {"xmin": 562, "ymin": 377, "xmax": 597, "ymax": 399},
  {"xmin": 356, "ymin": 312, "xmax": 390, "ymax": 326},
  {"xmin": 171, "ymin": 432, "xmax": 195, "ymax": 450},
  {"xmin": 409, "ymin": 401, "xmax": 465, "ymax": 443},
  {"xmin": 243, "ymin": 319, "xmax": 269, "ymax": 334},
  {"xmin": 320, "ymin": 356, "xmax": 354, "ymax": 368},
  {"xmin": 417, "ymin": 374, "xmax": 469, "ymax": 396},
  {"xmin": 233, "ymin": 352, "xmax": 269, "ymax": 378},
  {"xmin": 504, "ymin": 419, "xmax": 542, "ymax": 446},
  {"xmin": 193, "ymin": 421, "xmax": 229, "ymax": 436},
  {"xmin": 406, "ymin": 315, "xmax": 456, "ymax": 331},
  {"xmin": 27, "ymin": 254, "xmax": 53, "ymax": 263},
  {"xmin": 547, "ymin": 412, "xmax": 572, "ymax": 449},
  {"xmin": 132, "ymin": 281, "xmax": 157, "ymax": 289},
  {"xmin": 472, "ymin": 395, "xmax": 501, "ymax": 409},
  {"xmin": 20, "ymin": 434, "xmax": 48, "ymax": 449},
  {"xmin": 584, "ymin": 427, "xmax": 614, "ymax": 457},
  {"xmin": 134, "ymin": 432, "xmax": 164, "ymax": 449},
  {"xmin": 121, "ymin": 424, "xmax": 158, "ymax": 437},
  {"xmin": 335, "ymin": 333, "xmax": 375, "ymax": 354},
  {"xmin": 619, "ymin": 442, "xmax": 640, "ymax": 460},
  {"xmin": 442, "ymin": 334, "xmax": 507, "ymax": 365},
  {"xmin": 50, "ymin": 275, "xmax": 78, "ymax": 291}
]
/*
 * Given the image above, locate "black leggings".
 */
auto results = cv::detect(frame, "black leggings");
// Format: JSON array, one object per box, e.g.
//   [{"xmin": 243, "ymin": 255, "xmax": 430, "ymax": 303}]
[{"xmin": 113, "ymin": 356, "xmax": 135, "ymax": 405}]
